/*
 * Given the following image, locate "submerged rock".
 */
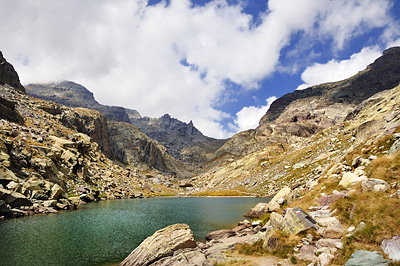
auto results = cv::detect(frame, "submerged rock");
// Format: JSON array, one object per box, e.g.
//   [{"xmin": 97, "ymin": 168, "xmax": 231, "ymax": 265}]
[{"xmin": 120, "ymin": 223, "xmax": 196, "ymax": 266}]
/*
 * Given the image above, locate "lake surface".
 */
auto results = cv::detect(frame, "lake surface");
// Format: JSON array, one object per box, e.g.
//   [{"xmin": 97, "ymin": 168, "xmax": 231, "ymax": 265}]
[{"xmin": 0, "ymin": 197, "xmax": 269, "ymax": 266}]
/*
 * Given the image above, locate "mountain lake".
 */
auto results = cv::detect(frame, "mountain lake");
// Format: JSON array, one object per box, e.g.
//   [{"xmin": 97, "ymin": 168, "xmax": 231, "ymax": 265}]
[{"xmin": 0, "ymin": 197, "xmax": 270, "ymax": 266}]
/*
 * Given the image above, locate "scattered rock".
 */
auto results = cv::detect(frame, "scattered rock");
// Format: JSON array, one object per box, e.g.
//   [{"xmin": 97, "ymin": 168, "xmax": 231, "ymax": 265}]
[
  {"xmin": 356, "ymin": 222, "xmax": 367, "ymax": 232},
  {"xmin": 316, "ymin": 217, "xmax": 344, "ymax": 239},
  {"xmin": 362, "ymin": 178, "xmax": 390, "ymax": 192},
  {"xmin": 390, "ymin": 189, "xmax": 400, "ymax": 198},
  {"xmin": 120, "ymin": 224, "xmax": 196, "ymax": 266},
  {"xmin": 339, "ymin": 172, "xmax": 367, "ymax": 188},
  {"xmin": 315, "ymin": 238, "xmax": 343, "ymax": 249},
  {"xmin": 294, "ymin": 244, "xmax": 317, "ymax": 263},
  {"xmin": 389, "ymin": 138, "xmax": 400, "ymax": 154},
  {"xmin": 50, "ymin": 184, "xmax": 64, "ymax": 200},
  {"xmin": 206, "ymin": 229, "xmax": 235, "ymax": 240},
  {"xmin": 345, "ymin": 250, "xmax": 391, "ymax": 266},
  {"xmin": 317, "ymin": 192, "xmax": 346, "ymax": 206},
  {"xmin": 318, "ymin": 252, "xmax": 334, "ymax": 266},
  {"xmin": 381, "ymin": 235, "xmax": 400, "ymax": 261}
]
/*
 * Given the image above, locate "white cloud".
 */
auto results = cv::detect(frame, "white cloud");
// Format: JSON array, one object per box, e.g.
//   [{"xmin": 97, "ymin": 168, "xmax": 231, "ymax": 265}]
[
  {"xmin": 296, "ymin": 47, "xmax": 382, "ymax": 90},
  {"xmin": 231, "ymin": 96, "xmax": 277, "ymax": 132},
  {"xmin": 0, "ymin": 0, "xmax": 396, "ymax": 138}
]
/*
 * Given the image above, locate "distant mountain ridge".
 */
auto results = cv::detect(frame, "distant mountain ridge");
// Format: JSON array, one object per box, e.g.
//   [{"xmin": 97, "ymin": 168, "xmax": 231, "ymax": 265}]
[
  {"xmin": 216, "ymin": 46, "xmax": 400, "ymax": 158},
  {"xmin": 26, "ymin": 81, "xmax": 226, "ymax": 163}
]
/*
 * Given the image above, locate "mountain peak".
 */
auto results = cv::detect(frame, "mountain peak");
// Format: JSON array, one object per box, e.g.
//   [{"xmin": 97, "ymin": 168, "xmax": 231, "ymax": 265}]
[
  {"xmin": 0, "ymin": 51, "xmax": 25, "ymax": 93},
  {"xmin": 260, "ymin": 46, "xmax": 400, "ymax": 125}
]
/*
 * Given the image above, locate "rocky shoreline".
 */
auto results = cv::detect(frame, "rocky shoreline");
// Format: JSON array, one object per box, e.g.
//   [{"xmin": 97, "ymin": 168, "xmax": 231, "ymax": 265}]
[{"xmin": 119, "ymin": 167, "xmax": 400, "ymax": 266}]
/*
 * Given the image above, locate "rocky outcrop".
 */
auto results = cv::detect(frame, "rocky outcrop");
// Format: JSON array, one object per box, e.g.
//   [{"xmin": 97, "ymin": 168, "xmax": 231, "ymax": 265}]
[
  {"xmin": 108, "ymin": 121, "xmax": 194, "ymax": 176},
  {"xmin": 0, "ymin": 51, "xmax": 25, "ymax": 93},
  {"xmin": 120, "ymin": 224, "xmax": 196, "ymax": 266},
  {"xmin": 130, "ymin": 114, "xmax": 226, "ymax": 163},
  {"xmin": 26, "ymin": 81, "xmax": 131, "ymax": 123},
  {"xmin": 26, "ymin": 81, "xmax": 227, "ymax": 164},
  {"xmin": 0, "ymin": 96, "xmax": 24, "ymax": 124}
]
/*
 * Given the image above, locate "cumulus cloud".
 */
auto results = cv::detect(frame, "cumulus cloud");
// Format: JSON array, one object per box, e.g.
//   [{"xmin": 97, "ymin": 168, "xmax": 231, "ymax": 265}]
[
  {"xmin": 231, "ymin": 96, "xmax": 277, "ymax": 132},
  {"xmin": 296, "ymin": 47, "xmax": 382, "ymax": 90},
  {"xmin": 0, "ymin": 0, "xmax": 396, "ymax": 138}
]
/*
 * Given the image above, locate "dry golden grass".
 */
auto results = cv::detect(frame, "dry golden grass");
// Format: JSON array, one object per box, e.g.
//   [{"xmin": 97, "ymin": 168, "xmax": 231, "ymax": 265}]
[
  {"xmin": 365, "ymin": 152, "xmax": 400, "ymax": 183},
  {"xmin": 192, "ymin": 189, "xmax": 251, "ymax": 197},
  {"xmin": 331, "ymin": 191, "xmax": 400, "ymax": 264}
]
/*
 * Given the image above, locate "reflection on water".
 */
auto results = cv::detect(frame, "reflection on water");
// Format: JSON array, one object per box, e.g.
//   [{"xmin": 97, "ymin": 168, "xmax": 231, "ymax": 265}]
[{"xmin": 0, "ymin": 197, "xmax": 269, "ymax": 266}]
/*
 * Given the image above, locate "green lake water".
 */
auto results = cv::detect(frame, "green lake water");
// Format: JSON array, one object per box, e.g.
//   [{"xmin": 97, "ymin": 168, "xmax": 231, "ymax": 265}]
[{"xmin": 0, "ymin": 197, "xmax": 269, "ymax": 266}]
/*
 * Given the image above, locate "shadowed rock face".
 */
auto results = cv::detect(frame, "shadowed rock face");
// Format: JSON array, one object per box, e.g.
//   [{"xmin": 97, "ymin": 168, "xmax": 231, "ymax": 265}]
[
  {"xmin": 0, "ymin": 51, "xmax": 25, "ymax": 94},
  {"xmin": 130, "ymin": 114, "xmax": 227, "ymax": 162}
]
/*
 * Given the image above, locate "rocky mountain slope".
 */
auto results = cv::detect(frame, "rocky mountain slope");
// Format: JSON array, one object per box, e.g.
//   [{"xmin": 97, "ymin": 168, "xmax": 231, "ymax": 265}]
[
  {"xmin": 189, "ymin": 47, "xmax": 400, "ymax": 197},
  {"xmin": 130, "ymin": 114, "xmax": 226, "ymax": 162},
  {"xmin": 0, "ymin": 52, "xmax": 179, "ymax": 219},
  {"xmin": 25, "ymin": 81, "xmax": 199, "ymax": 176},
  {"xmin": 26, "ymin": 81, "xmax": 226, "ymax": 164}
]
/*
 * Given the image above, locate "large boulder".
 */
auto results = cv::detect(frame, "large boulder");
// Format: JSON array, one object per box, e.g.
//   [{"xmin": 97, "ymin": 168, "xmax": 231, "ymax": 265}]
[
  {"xmin": 362, "ymin": 178, "xmax": 390, "ymax": 192},
  {"xmin": 50, "ymin": 184, "xmax": 65, "ymax": 200},
  {"xmin": 0, "ymin": 165, "xmax": 19, "ymax": 187},
  {"xmin": 120, "ymin": 224, "xmax": 196, "ymax": 266},
  {"xmin": 0, "ymin": 188, "xmax": 32, "ymax": 208},
  {"xmin": 316, "ymin": 217, "xmax": 344, "ymax": 239},
  {"xmin": 345, "ymin": 250, "xmax": 390, "ymax": 266},
  {"xmin": 244, "ymin": 202, "xmax": 269, "ymax": 218},
  {"xmin": 23, "ymin": 177, "xmax": 44, "ymax": 191},
  {"xmin": 271, "ymin": 186, "xmax": 291, "ymax": 204},
  {"xmin": 206, "ymin": 229, "xmax": 235, "ymax": 240},
  {"xmin": 381, "ymin": 235, "xmax": 400, "ymax": 261},
  {"xmin": 281, "ymin": 207, "xmax": 318, "ymax": 235},
  {"xmin": 294, "ymin": 244, "xmax": 317, "ymax": 263},
  {"xmin": 339, "ymin": 172, "xmax": 367, "ymax": 188}
]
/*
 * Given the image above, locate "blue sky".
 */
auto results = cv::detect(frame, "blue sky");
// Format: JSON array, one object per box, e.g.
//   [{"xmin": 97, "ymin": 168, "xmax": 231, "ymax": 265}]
[{"xmin": 1, "ymin": 0, "xmax": 400, "ymax": 138}]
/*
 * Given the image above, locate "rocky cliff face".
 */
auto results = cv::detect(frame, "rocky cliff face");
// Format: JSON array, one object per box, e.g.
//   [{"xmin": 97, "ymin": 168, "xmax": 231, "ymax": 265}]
[
  {"xmin": 26, "ymin": 81, "xmax": 227, "ymax": 165},
  {"xmin": 130, "ymin": 114, "xmax": 226, "ymax": 163},
  {"xmin": 0, "ymin": 52, "xmax": 179, "ymax": 219},
  {"xmin": 108, "ymin": 121, "xmax": 196, "ymax": 177}
]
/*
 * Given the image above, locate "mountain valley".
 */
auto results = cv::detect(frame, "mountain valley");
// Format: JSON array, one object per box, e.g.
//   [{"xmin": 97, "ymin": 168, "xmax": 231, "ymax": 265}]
[{"xmin": 1, "ymin": 47, "xmax": 400, "ymax": 265}]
